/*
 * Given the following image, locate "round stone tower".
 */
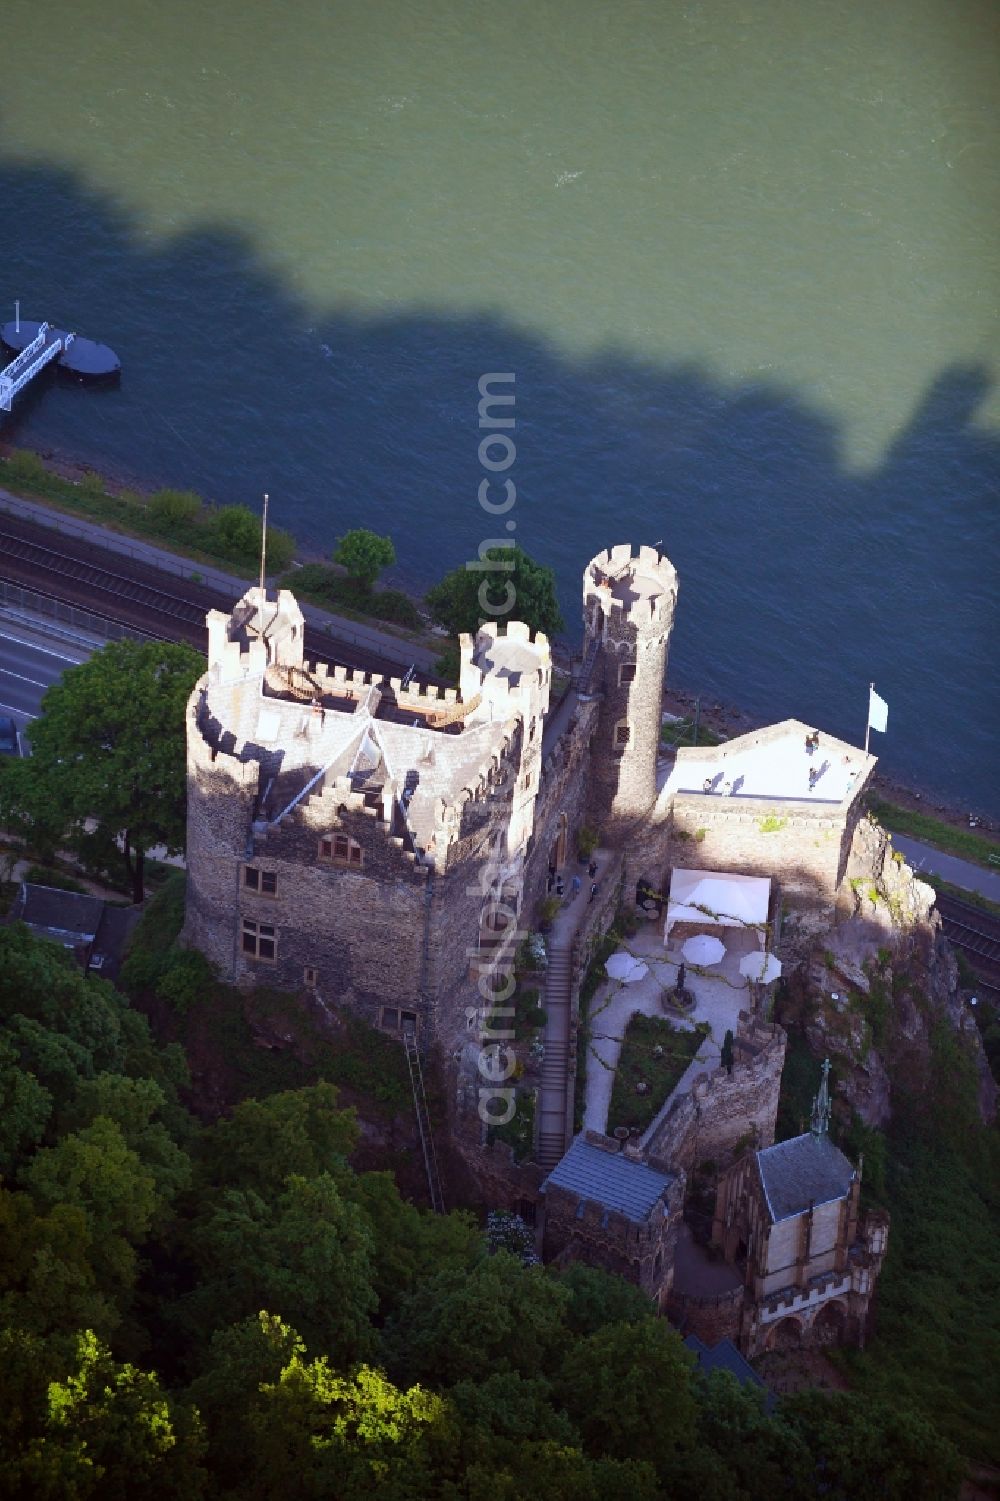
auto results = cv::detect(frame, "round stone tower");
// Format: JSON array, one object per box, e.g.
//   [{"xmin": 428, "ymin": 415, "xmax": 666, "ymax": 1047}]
[{"xmin": 582, "ymin": 544, "xmax": 678, "ymax": 843}]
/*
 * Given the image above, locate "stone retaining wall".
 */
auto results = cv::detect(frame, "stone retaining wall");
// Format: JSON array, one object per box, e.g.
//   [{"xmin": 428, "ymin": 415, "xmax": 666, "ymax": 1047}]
[{"xmin": 645, "ymin": 1017, "xmax": 786, "ymax": 1173}]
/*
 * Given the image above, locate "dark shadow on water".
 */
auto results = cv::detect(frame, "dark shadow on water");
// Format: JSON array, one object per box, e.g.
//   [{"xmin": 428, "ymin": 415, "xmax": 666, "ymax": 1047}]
[{"xmin": 1, "ymin": 159, "xmax": 997, "ymax": 814}]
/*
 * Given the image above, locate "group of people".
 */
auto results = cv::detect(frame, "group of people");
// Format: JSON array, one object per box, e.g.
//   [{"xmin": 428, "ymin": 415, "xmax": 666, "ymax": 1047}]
[{"xmin": 547, "ymin": 858, "xmax": 601, "ymax": 905}]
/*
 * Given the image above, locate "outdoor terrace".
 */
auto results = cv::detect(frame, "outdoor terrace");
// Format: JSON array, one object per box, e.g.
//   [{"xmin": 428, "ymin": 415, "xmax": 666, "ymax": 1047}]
[{"xmin": 663, "ymin": 718, "xmax": 874, "ymax": 807}]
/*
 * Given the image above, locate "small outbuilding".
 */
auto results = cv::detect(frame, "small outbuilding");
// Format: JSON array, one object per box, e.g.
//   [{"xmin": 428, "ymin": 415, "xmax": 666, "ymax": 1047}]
[
  {"xmin": 8, "ymin": 882, "xmax": 140, "ymax": 980},
  {"xmin": 539, "ymin": 1132, "xmax": 685, "ymax": 1309}
]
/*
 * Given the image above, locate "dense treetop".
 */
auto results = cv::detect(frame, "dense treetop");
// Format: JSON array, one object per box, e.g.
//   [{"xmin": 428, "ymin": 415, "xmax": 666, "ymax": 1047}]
[
  {"xmin": 0, "ymin": 638, "xmax": 202, "ymax": 902},
  {"xmin": 426, "ymin": 544, "xmax": 564, "ymax": 640},
  {"xmin": 0, "ymin": 910, "xmax": 974, "ymax": 1498}
]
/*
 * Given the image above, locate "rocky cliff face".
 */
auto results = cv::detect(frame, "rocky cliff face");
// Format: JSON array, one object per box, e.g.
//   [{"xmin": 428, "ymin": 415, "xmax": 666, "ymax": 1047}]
[{"xmin": 778, "ymin": 814, "xmax": 996, "ymax": 1130}]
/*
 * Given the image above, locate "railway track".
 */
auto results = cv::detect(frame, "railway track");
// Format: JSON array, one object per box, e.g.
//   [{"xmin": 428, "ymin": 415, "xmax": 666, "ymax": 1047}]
[
  {"xmin": 0, "ymin": 512, "xmax": 418, "ymax": 677},
  {"xmin": 0, "ymin": 526, "xmax": 206, "ymax": 631},
  {"xmin": 936, "ymin": 892, "xmax": 1000, "ymax": 993}
]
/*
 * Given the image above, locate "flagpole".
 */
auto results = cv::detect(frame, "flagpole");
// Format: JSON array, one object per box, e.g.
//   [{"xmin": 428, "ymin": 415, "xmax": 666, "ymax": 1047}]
[
  {"xmin": 258, "ymin": 491, "xmax": 269, "ymax": 606},
  {"xmin": 864, "ymin": 682, "xmax": 873, "ymax": 756}
]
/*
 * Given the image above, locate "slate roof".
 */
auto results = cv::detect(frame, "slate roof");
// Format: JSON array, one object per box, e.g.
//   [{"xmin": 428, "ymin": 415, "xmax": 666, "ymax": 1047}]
[
  {"xmin": 756, "ymin": 1132, "xmax": 855, "ymax": 1223},
  {"xmin": 684, "ymin": 1336, "xmax": 775, "ymax": 1410},
  {"xmin": 9, "ymin": 884, "xmax": 140, "ymax": 979},
  {"xmin": 13, "ymin": 884, "xmax": 104, "ymax": 942},
  {"xmin": 540, "ymin": 1136, "xmax": 674, "ymax": 1223}
]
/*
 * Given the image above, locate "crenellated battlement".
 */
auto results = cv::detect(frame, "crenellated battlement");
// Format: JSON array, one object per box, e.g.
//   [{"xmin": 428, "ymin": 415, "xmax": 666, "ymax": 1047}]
[
  {"xmin": 206, "ymin": 590, "xmax": 306, "ymax": 685},
  {"xmin": 458, "ymin": 619, "xmax": 553, "ymax": 727},
  {"xmin": 583, "ymin": 544, "xmax": 678, "ymax": 637}
]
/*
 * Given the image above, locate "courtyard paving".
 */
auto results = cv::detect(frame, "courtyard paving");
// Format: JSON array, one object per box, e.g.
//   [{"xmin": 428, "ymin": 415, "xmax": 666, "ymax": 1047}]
[{"xmin": 581, "ymin": 918, "xmax": 761, "ymax": 1137}]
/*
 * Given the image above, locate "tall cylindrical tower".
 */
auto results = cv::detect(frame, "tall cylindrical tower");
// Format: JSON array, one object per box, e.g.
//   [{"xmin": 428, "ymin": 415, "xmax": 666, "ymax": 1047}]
[{"xmin": 582, "ymin": 544, "xmax": 678, "ymax": 843}]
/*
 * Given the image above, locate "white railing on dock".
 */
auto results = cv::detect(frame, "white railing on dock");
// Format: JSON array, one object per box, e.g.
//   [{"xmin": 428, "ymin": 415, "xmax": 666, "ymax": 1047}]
[{"xmin": 0, "ymin": 323, "xmax": 65, "ymax": 412}]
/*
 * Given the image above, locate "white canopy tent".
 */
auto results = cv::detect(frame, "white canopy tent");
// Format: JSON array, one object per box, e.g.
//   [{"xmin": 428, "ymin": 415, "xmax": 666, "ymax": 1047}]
[{"xmin": 664, "ymin": 868, "xmax": 771, "ymax": 943}]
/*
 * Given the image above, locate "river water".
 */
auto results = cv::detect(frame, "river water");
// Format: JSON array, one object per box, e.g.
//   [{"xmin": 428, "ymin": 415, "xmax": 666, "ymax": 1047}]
[{"xmin": 2, "ymin": 1, "xmax": 998, "ymax": 811}]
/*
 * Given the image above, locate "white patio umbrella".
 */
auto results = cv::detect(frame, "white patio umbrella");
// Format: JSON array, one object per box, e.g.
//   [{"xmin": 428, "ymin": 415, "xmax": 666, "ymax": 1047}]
[
  {"xmin": 620, "ymin": 960, "xmax": 649, "ymax": 984},
  {"xmin": 682, "ymin": 934, "xmax": 726, "ymax": 966},
  {"xmin": 605, "ymin": 951, "xmax": 639, "ymax": 980},
  {"xmin": 739, "ymin": 950, "xmax": 782, "ymax": 984}
]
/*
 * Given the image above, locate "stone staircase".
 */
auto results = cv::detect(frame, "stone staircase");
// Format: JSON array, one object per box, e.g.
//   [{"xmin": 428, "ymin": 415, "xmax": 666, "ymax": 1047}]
[{"xmin": 537, "ymin": 942, "xmax": 574, "ymax": 1168}]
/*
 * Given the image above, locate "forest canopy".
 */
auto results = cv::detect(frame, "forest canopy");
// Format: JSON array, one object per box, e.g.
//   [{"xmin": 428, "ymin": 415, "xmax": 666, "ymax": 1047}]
[{"xmin": 0, "ymin": 912, "xmax": 971, "ymax": 1500}]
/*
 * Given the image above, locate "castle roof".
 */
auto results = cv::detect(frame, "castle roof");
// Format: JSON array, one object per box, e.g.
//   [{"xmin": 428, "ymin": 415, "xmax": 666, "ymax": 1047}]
[
  {"xmin": 684, "ymin": 1335, "xmax": 773, "ymax": 1406},
  {"xmin": 541, "ymin": 1136, "xmax": 675, "ymax": 1223},
  {"xmin": 12, "ymin": 883, "xmax": 104, "ymax": 942},
  {"xmin": 664, "ymin": 718, "xmax": 874, "ymax": 807},
  {"xmin": 755, "ymin": 1132, "xmax": 855, "ymax": 1223}
]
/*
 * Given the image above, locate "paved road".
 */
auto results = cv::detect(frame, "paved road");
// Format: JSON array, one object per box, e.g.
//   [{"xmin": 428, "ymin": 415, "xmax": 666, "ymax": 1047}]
[
  {"xmin": 893, "ymin": 833, "xmax": 1000, "ymax": 904},
  {"xmin": 0, "ymin": 617, "xmax": 94, "ymax": 749}
]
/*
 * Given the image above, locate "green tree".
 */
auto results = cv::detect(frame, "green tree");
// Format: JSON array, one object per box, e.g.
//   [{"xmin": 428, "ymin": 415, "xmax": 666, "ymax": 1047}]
[
  {"xmin": 556, "ymin": 1318, "xmax": 697, "ymax": 1474},
  {"xmin": 333, "ymin": 528, "xmax": 396, "ymax": 591},
  {"xmin": 184, "ymin": 1174, "xmax": 377, "ymax": 1364},
  {"xmin": 251, "ymin": 1352, "xmax": 453, "ymax": 1501},
  {"xmin": 383, "ymin": 1251, "xmax": 570, "ymax": 1388},
  {"xmin": 665, "ymin": 1370, "xmax": 812, "ymax": 1498},
  {"xmin": 206, "ymin": 503, "xmax": 260, "ymax": 561},
  {"xmin": 148, "ymin": 487, "xmax": 202, "ymax": 533},
  {"xmin": 461, "ymin": 1444, "xmax": 660, "ymax": 1501},
  {"xmin": 205, "ymin": 504, "xmax": 296, "ymax": 572},
  {"xmin": 0, "ymin": 925, "xmax": 128, "ymax": 1083},
  {"xmin": 25, "ymin": 1117, "xmax": 160, "ymax": 1303},
  {"xmin": 425, "ymin": 545, "xmax": 564, "ymax": 639},
  {"xmin": 198, "ymin": 1082, "xmax": 359, "ymax": 1198},
  {"xmin": 23, "ymin": 639, "xmax": 202, "ymax": 901},
  {"xmin": 59, "ymin": 1074, "xmax": 191, "ymax": 1216},
  {"xmin": 1, "ymin": 1327, "xmax": 207, "ymax": 1501},
  {"xmin": 0, "ymin": 1034, "xmax": 54, "ymax": 1175},
  {"xmin": 0, "ymin": 1189, "xmax": 120, "ymax": 1341},
  {"xmin": 341, "ymin": 1171, "xmax": 480, "ymax": 1316},
  {"xmin": 555, "ymin": 1261, "xmax": 657, "ymax": 1337},
  {"xmin": 187, "ymin": 1312, "xmax": 302, "ymax": 1487},
  {"xmin": 0, "ymin": 753, "xmax": 66, "ymax": 863},
  {"xmin": 782, "ymin": 1389, "xmax": 963, "ymax": 1501}
]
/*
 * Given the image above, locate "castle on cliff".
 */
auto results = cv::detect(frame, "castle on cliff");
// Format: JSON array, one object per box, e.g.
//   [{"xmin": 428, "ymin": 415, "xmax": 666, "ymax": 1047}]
[{"xmin": 181, "ymin": 543, "xmax": 888, "ymax": 1358}]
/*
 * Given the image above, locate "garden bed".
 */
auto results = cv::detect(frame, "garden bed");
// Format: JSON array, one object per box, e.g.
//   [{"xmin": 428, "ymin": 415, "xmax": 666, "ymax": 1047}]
[{"xmin": 607, "ymin": 1014, "xmax": 710, "ymax": 1135}]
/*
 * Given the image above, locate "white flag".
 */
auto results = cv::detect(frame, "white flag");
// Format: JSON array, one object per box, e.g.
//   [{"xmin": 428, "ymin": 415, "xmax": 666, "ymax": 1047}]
[{"xmin": 868, "ymin": 686, "xmax": 888, "ymax": 734}]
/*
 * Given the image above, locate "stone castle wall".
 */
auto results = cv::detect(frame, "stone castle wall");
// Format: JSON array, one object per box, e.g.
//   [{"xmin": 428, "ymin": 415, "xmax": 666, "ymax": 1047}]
[
  {"xmin": 645, "ymin": 1018, "xmax": 787, "ymax": 1173},
  {"xmin": 522, "ymin": 698, "xmax": 601, "ymax": 920},
  {"xmin": 667, "ymin": 1285, "xmax": 745, "ymax": 1347}
]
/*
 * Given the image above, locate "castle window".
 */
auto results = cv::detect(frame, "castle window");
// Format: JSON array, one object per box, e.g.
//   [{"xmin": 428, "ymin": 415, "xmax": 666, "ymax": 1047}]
[
  {"xmin": 242, "ymin": 919, "xmax": 276, "ymax": 962},
  {"xmin": 614, "ymin": 720, "xmax": 631, "ymax": 754},
  {"xmin": 381, "ymin": 1006, "xmax": 418, "ymax": 1035},
  {"xmin": 319, "ymin": 834, "xmax": 363, "ymax": 867},
  {"xmin": 243, "ymin": 866, "xmax": 277, "ymax": 895},
  {"xmin": 618, "ymin": 662, "xmax": 636, "ymax": 685},
  {"xmin": 303, "ymin": 966, "xmax": 318, "ymax": 987}
]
